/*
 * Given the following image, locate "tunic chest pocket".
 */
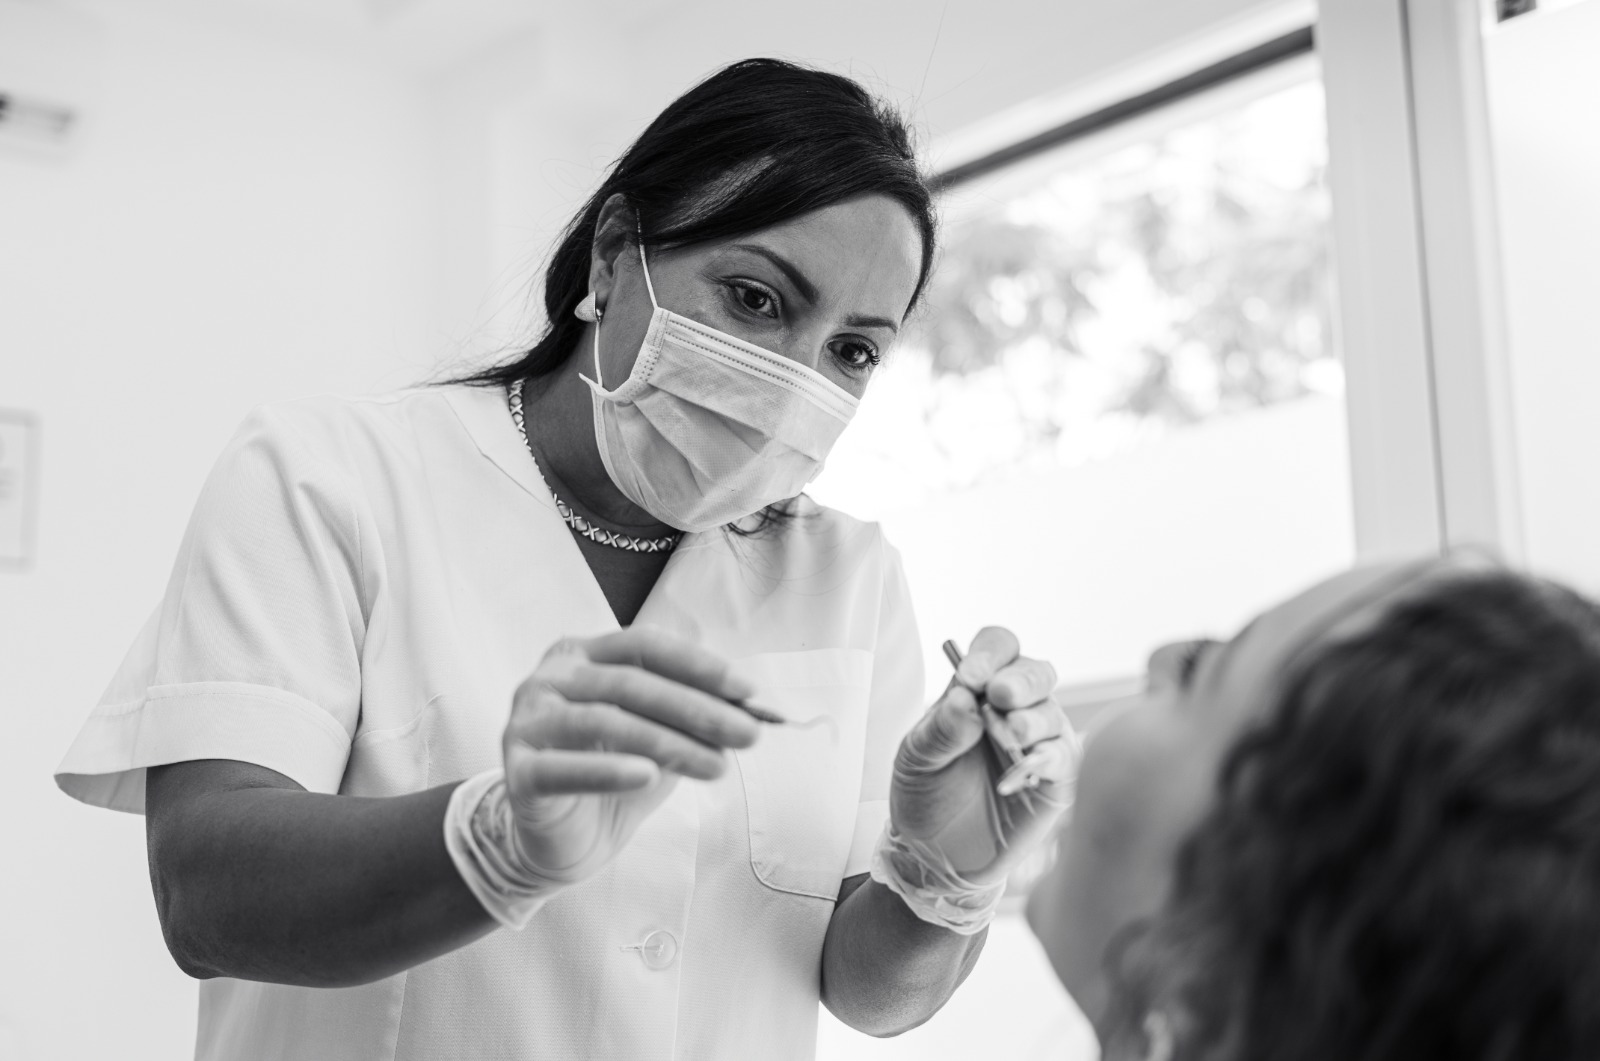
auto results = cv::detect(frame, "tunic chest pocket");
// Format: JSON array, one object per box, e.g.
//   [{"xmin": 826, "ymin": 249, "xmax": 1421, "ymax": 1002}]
[{"xmin": 730, "ymin": 649, "xmax": 874, "ymax": 901}]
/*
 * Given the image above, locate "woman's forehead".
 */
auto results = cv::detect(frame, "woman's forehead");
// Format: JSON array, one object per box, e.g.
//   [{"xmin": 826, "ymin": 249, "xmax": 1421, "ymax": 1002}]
[{"xmin": 709, "ymin": 198, "xmax": 922, "ymax": 309}]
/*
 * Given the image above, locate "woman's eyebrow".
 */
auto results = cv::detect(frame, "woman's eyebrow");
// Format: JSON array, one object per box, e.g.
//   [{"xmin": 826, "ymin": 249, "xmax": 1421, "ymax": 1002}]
[
  {"xmin": 728, "ymin": 242, "xmax": 902, "ymax": 334},
  {"xmin": 844, "ymin": 312, "xmax": 900, "ymax": 334},
  {"xmin": 728, "ymin": 243, "xmax": 818, "ymax": 304}
]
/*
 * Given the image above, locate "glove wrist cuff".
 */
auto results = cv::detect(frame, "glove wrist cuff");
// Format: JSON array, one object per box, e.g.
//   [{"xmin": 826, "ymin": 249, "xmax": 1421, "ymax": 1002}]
[
  {"xmin": 868, "ymin": 821, "xmax": 1006, "ymax": 936},
  {"xmin": 443, "ymin": 769, "xmax": 566, "ymax": 930}
]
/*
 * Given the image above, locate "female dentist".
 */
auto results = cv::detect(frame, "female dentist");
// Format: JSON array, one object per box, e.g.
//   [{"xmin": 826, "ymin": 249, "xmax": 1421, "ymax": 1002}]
[{"xmin": 56, "ymin": 58, "xmax": 1075, "ymax": 1060}]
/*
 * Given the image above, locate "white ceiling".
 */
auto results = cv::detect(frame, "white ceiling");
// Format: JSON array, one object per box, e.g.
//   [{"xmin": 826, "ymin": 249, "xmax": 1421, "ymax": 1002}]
[{"xmin": 121, "ymin": 0, "xmax": 684, "ymax": 74}]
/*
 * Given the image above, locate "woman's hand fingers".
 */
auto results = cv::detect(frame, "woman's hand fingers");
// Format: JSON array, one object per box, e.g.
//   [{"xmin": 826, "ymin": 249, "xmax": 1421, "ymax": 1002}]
[
  {"xmin": 954, "ymin": 626, "xmax": 1022, "ymax": 690},
  {"xmin": 1000, "ymin": 737, "xmax": 1078, "ymax": 802},
  {"xmin": 580, "ymin": 626, "xmax": 755, "ymax": 702},
  {"xmin": 496, "ymin": 627, "xmax": 752, "ymax": 889},
  {"xmin": 524, "ymin": 629, "xmax": 760, "ymax": 761},
  {"xmin": 897, "ymin": 683, "xmax": 986, "ymax": 773},
  {"xmin": 504, "ymin": 741, "xmax": 660, "ymax": 799},
  {"xmin": 532, "ymin": 659, "xmax": 760, "ymax": 750},
  {"xmin": 1002, "ymin": 699, "xmax": 1069, "ymax": 748},
  {"xmin": 986, "ymin": 655, "xmax": 1059, "ymax": 711},
  {"xmin": 510, "ymin": 628, "xmax": 759, "ymax": 792},
  {"xmin": 511, "ymin": 697, "xmax": 730, "ymax": 780}
]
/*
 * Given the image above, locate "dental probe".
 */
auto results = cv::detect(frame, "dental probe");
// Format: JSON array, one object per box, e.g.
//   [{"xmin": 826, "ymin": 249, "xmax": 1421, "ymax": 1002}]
[
  {"xmin": 942, "ymin": 639, "xmax": 1047, "ymax": 796},
  {"xmin": 737, "ymin": 700, "xmax": 791, "ymax": 725},
  {"xmin": 737, "ymin": 698, "xmax": 837, "ymax": 737}
]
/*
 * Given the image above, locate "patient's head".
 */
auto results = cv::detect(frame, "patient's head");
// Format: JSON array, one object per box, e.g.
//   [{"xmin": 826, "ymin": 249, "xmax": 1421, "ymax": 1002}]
[{"xmin": 1031, "ymin": 561, "xmax": 1600, "ymax": 1060}]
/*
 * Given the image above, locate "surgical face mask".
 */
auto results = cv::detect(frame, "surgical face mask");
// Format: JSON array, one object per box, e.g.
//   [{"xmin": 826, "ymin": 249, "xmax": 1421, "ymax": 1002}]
[{"xmin": 581, "ymin": 242, "xmax": 861, "ymax": 533}]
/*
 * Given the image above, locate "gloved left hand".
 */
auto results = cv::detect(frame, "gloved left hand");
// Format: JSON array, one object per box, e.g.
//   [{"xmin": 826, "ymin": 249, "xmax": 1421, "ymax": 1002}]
[{"xmin": 889, "ymin": 626, "xmax": 1080, "ymax": 889}]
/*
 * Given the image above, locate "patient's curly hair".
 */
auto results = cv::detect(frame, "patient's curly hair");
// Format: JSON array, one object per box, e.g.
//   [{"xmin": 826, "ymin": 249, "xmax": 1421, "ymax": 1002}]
[{"xmin": 1103, "ymin": 570, "xmax": 1600, "ymax": 1060}]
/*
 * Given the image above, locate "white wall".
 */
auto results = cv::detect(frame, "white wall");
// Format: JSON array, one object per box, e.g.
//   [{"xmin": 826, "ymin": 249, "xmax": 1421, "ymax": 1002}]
[
  {"xmin": 1483, "ymin": 0, "xmax": 1600, "ymax": 595},
  {"xmin": 0, "ymin": 3, "xmax": 439, "ymax": 1057},
  {"xmin": 0, "ymin": 0, "xmax": 1300, "ymax": 1057}
]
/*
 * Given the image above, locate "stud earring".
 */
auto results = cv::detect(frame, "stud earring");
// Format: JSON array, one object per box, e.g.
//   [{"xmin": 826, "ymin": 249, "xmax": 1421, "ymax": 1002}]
[
  {"xmin": 575, "ymin": 291, "xmax": 602, "ymax": 323},
  {"xmin": 1141, "ymin": 1011, "xmax": 1175, "ymax": 1061}
]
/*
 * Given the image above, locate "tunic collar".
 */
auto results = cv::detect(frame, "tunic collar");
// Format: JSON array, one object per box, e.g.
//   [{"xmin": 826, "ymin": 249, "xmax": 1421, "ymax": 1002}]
[{"xmin": 441, "ymin": 383, "xmax": 556, "ymax": 511}]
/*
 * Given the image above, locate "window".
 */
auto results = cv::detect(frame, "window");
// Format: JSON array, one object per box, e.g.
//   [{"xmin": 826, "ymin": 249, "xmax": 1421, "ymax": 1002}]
[{"xmin": 813, "ymin": 56, "xmax": 1349, "ymax": 1061}]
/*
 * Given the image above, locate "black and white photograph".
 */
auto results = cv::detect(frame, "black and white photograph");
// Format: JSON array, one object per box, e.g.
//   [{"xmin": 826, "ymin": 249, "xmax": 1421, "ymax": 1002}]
[{"xmin": 4, "ymin": 0, "xmax": 1599, "ymax": 1058}]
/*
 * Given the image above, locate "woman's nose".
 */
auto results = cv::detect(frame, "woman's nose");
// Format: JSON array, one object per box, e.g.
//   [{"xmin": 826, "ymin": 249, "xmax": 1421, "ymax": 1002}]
[{"xmin": 772, "ymin": 332, "xmax": 827, "ymax": 374}]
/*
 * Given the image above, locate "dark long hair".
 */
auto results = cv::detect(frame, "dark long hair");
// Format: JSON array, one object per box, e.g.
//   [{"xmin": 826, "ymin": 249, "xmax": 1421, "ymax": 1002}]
[
  {"xmin": 456, "ymin": 57, "xmax": 936, "ymax": 392},
  {"xmin": 1103, "ymin": 570, "xmax": 1600, "ymax": 1060}
]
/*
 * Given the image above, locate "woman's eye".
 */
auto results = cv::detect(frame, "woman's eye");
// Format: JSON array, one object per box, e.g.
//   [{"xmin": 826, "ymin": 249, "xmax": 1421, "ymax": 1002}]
[
  {"xmin": 831, "ymin": 340, "xmax": 881, "ymax": 373},
  {"xmin": 728, "ymin": 281, "xmax": 779, "ymax": 318}
]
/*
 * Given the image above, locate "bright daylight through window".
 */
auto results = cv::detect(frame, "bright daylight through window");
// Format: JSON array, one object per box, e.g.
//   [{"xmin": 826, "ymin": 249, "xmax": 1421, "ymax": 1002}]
[
  {"xmin": 814, "ymin": 63, "xmax": 1353, "ymax": 1061},
  {"xmin": 810, "ymin": 69, "xmax": 1352, "ymax": 698}
]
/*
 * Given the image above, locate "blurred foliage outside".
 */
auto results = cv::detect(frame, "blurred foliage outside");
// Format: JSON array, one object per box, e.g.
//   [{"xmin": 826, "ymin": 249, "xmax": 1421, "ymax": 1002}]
[{"xmin": 866, "ymin": 78, "xmax": 1338, "ymax": 495}]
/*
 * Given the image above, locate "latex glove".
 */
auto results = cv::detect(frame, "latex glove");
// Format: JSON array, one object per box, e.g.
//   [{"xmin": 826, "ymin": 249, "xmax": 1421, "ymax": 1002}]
[
  {"xmin": 501, "ymin": 626, "xmax": 759, "ymax": 886},
  {"xmin": 890, "ymin": 626, "xmax": 1080, "ymax": 887}
]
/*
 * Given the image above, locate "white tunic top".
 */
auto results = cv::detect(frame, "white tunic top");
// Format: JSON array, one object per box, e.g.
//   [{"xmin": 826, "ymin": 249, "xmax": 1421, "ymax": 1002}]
[{"xmin": 55, "ymin": 384, "xmax": 925, "ymax": 1061}]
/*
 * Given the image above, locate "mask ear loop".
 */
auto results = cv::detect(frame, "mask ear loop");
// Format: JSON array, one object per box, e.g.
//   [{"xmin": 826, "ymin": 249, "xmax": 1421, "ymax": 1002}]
[
  {"xmin": 577, "ymin": 300, "xmax": 606, "ymax": 391},
  {"xmin": 636, "ymin": 223, "xmax": 661, "ymax": 310},
  {"xmin": 581, "ymin": 225, "xmax": 661, "ymax": 393}
]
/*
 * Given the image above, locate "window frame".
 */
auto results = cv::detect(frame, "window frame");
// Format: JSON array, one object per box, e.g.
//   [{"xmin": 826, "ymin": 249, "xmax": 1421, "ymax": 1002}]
[
  {"xmin": 933, "ymin": 0, "xmax": 1522, "ymax": 575},
  {"xmin": 919, "ymin": 0, "xmax": 1521, "ymax": 714},
  {"xmin": 1319, "ymin": 0, "xmax": 1524, "ymax": 564}
]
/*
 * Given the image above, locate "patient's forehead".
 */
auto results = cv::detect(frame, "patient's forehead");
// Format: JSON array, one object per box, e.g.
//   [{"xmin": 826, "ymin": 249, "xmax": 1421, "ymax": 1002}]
[{"xmin": 1192, "ymin": 558, "xmax": 1465, "ymax": 729}]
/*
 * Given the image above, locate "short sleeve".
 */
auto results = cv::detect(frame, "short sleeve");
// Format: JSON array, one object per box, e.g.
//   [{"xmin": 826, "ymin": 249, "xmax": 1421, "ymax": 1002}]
[
  {"xmin": 55, "ymin": 404, "xmax": 367, "ymax": 813},
  {"xmin": 842, "ymin": 538, "xmax": 925, "ymax": 877}
]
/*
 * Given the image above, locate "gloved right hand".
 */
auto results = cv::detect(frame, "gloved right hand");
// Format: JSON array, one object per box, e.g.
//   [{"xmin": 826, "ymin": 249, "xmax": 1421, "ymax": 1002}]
[
  {"xmin": 500, "ymin": 626, "xmax": 760, "ymax": 886},
  {"xmin": 888, "ymin": 626, "xmax": 1078, "ymax": 886}
]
